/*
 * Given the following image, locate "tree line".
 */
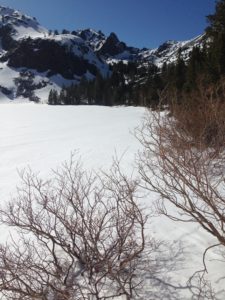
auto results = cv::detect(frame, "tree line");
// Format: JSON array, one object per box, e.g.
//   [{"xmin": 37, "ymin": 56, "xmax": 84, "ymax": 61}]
[
  {"xmin": 48, "ymin": 0, "xmax": 225, "ymax": 108},
  {"xmin": 48, "ymin": 62, "xmax": 162, "ymax": 107}
]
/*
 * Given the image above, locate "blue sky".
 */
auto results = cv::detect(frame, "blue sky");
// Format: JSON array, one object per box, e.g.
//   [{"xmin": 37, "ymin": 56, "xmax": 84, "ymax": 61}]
[{"xmin": 0, "ymin": 0, "xmax": 215, "ymax": 48}]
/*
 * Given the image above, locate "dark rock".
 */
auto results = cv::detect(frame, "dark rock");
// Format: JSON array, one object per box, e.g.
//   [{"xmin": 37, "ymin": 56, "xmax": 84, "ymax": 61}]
[
  {"xmin": 2, "ymin": 38, "xmax": 98, "ymax": 79},
  {"xmin": 98, "ymin": 32, "xmax": 127, "ymax": 56},
  {"xmin": 0, "ymin": 25, "xmax": 17, "ymax": 50}
]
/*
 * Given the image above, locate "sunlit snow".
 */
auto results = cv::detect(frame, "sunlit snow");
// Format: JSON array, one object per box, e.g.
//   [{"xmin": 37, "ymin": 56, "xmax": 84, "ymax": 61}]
[{"xmin": 0, "ymin": 103, "xmax": 224, "ymax": 299}]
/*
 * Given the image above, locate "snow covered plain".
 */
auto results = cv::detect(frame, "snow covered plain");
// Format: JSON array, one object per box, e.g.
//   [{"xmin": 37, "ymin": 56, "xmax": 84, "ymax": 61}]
[{"xmin": 0, "ymin": 103, "xmax": 224, "ymax": 299}]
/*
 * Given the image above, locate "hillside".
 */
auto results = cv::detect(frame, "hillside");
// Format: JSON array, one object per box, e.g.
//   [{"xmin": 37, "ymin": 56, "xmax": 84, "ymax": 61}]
[{"xmin": 0, "ymin": 6, "xmax": 204, "ymax": 103}]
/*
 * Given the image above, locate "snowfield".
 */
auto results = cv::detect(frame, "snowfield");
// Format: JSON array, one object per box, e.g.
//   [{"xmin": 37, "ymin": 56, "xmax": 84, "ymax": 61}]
[
  {"xmin": 0, "ymin": 104, "xmax": 143, "ymax": 197},
  {"xmin": 0, "ymin": 103, "xmax": 224, "ymax": 299}
]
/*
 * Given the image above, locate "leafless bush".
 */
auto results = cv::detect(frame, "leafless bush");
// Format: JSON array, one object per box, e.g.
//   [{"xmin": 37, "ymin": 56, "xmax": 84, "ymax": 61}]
[
  {"xmin": 0, "ymin": 157, "xmax": 148, "ymax": 300},
  {"xmin": 136, "ymin": 92, "xmax": 225, "ymax": 276},
  {"xmin": 169, "ymin": 78, "xmax": 225, "ymax": 148}
]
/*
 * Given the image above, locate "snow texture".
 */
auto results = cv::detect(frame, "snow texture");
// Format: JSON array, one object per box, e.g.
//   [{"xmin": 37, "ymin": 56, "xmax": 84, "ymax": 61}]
[{"xmin": 0, "ymin": 104, "xmax": 224, "ymax": 299}]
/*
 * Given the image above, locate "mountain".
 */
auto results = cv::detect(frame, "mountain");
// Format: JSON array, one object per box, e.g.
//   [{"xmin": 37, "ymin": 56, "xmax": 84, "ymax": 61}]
[
  {"xmin": 76, "ymin": 28, "xmax": 204, "ymax": 66},
  {"xmin": 0, "ymin": 6, "xmax": 204, "ymax": 102},
  {"xmin": 0, "ymin": 7, "xmax": 109, "ymax": 102},
  {"xmin": 138, "ymin": 35, "xmax": 204, "ymax": 67}
]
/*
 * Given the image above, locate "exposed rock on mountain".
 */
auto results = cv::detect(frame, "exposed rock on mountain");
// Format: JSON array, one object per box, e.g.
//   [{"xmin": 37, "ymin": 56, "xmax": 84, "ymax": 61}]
[
  {"xmin": 1, "ymin": 38, "xmax": 100, "ymax": 79},
  {"xmin": 0, "ymin": 6, "xmax": 204, "ymax": 102}
]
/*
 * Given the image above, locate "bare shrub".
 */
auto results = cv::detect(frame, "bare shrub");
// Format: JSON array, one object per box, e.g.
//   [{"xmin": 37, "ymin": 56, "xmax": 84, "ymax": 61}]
[
  {"xmin": 169, "ymin": 78, "xmax": 225, "ymax": 148},
  {"xmin": 136, "ymin": 83, "xmax": 225, "ymax": 278},
  {"xmin": 0, "ymin": 157, "xmax": 148, "ymax": 300}
]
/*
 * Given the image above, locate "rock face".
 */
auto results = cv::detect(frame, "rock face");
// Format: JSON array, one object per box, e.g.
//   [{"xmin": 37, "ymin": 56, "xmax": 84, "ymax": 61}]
[
  {"xmin": 0, "ymin": 5, "xmax": 204, "ymax": 102},
  {"xmin": 2, "ymin": 38, "xmax": 99, "ymax": 79},
  {"xmin": 98, "ymin": 32, "xmax": 127, "ymax": 56}
]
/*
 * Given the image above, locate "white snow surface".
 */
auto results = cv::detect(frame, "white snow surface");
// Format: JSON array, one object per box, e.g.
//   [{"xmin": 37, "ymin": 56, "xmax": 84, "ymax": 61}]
[{"xmin": 0, "ymin": 104, "xmax": 224, "ymax": 299}]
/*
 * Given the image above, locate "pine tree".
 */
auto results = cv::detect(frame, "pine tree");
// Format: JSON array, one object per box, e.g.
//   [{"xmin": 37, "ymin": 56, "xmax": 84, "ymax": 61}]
[
  {"xmin": 174, "ymin": 49, "xmax": 186, "ymax": 90},
  {"xmin": 94, "ymin": 73, "xmax": 104, "ymax": 105},
  {"xmin": 206, "ymin": 0, "xmax": 225, "ymax": 77},
  {"xmin": 59, "ymin": 85, "xmax": 67, "ymax": 104},
  {"xmin": 186, "ymin": 46, "xmax": 206, "ymax": 89},
  {"xmin": 48, "ymin": 89, "xmax": 59, "ymax": 105},
  {"xmin": 48, "ymin": 89, "xmax": 54, "ymax": 105}
]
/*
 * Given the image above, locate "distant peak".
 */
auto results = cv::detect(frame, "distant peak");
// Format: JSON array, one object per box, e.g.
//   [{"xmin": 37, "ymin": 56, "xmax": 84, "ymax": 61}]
[
  {"xmin": 0, "ymin": 6, "xmax": 15, "ymax": 13},
  {"xmin": 0, "ymin": 6, "xmax": 26, "ymax": 18},
  {"xmin": 0, "ymin": 5, "xmax": 40, "ymax": 25},
  {"xmin": 108, "ymin": 32, "xmax": 119, "ymax": 43},
  {"xmin": 0, "ymin": 6, "xmax": 47, "ymax": 41},
  {"xmin": 76, "ymin": 28, "xmax": 106, "ymax": 39}
]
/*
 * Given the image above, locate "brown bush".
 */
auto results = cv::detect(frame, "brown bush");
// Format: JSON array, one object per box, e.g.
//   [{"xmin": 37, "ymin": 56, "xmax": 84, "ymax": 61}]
[
  {"xmin": 136, "ymin": 81, "xmax": 225, "ymax": 276},
  {"xmin": 0, "ymin": 157, "xmax": 148, "ymax": 300},
  {"xmin": 169, "ymin": 78, "xmax": 225, "ymax": 149}
]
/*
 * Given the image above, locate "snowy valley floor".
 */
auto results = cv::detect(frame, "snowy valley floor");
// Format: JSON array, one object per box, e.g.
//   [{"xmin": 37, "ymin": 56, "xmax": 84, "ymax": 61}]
[{"xmin": 0, "ymin": 103, "xmax": 224, "ymax": 299}]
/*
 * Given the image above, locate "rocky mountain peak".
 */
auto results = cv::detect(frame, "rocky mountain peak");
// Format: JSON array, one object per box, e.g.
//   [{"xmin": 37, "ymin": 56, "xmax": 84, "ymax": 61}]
[
  {"xmin": 98, "ymin": 31, "xmax": 127, "ymax": 56},
  {"xmin": 0, "ymin": 6, "xmax": 205, "ymax": 102},
  {"xmin": 108, "ymin": 32, "xmax": 120, "ymax": 44},
  {"xmin": 0, "ymin": 6, "xmax": 47, "ymax": 41}
]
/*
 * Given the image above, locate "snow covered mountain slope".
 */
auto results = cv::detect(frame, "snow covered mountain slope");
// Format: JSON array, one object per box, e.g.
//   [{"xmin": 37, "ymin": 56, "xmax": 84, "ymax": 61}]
[
  {"xmin": 76, "ymin": 28, "xmax": 204, "ymax": 67},
  {"xmin": 75, "ymin": 28, "xmax": 107, "ymax": 51},
  {"xmin": 138, "ymin": 34, "xmax": 204, "ymax": 67},
  {"xmin": 0, "ymin": 6, "xmax": 48, "ymax": 41},
  {"xmin": 0, "ymin": 6, "xmax": 204, "ymax": 102},
  {"xmin": 0, "ymin": 6, "xmax": 110, "ymax": 102}
]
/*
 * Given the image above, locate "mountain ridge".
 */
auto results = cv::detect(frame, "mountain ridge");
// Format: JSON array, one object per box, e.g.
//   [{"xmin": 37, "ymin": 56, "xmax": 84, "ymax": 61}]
[{"xmin": 0, "ymin": 6, "xmax": 204, "ymax": 102}]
